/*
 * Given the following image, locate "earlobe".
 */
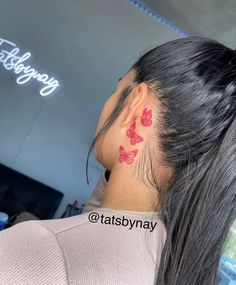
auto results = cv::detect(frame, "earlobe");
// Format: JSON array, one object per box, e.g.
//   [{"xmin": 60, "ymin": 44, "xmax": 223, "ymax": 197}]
[{"xmin": 121, "ymin": 83, "xmax": 148, "ymax": 128}]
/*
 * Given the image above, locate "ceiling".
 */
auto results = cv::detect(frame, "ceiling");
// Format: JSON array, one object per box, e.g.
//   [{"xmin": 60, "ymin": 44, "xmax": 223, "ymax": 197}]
[{"xmin": 141, "ymin": 0, "xmax": 236, "ymax": 49}]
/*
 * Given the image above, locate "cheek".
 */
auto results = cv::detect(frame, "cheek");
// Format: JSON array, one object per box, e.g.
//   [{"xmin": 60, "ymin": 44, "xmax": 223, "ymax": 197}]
[
  {"xmin": 95, "ymin": 97, "xmax": 114, "ymax": 136},
  {"xmin": 94, "ymin": 97, "xmax": 114, "ymax": 160}
]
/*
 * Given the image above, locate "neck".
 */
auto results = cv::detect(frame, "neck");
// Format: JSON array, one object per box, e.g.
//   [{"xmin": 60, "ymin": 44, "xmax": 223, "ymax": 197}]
[{"xmin": 100, "ymin": 165, "xmax": 160, "ymax": 212}]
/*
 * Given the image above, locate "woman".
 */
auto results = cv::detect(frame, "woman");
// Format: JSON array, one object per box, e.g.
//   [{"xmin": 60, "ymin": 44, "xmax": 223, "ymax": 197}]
[{"xmin": 0, "ymin": 36, "xmax": 235, "ymax": 285}]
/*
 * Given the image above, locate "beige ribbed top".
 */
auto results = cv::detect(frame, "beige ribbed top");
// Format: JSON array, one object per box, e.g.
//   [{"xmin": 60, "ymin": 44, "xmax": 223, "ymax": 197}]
[{"xmin": 0, "ymin": 170, "xmax": 166, "ymax": 285}]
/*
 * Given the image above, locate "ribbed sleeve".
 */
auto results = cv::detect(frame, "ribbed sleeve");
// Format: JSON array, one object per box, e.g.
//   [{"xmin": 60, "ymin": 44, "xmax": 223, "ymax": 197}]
[{"xmin": 0, "ymin": 221, "xmax": 68, "ymax": 285}]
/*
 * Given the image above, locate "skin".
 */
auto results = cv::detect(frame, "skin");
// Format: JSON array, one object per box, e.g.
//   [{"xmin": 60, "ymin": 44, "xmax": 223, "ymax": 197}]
[{"xmin": 94, "ymin": 69, "xmax": 172, "ymax": 212}]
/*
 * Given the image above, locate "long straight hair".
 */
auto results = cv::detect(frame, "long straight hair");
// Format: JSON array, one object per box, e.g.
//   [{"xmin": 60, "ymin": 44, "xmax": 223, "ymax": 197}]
[{"xmin": 86, "ymin": 36, "xmax": 236, "ymax": 285}]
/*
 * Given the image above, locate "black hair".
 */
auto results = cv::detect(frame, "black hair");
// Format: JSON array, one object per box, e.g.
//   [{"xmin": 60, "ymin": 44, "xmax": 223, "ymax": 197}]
[{"xmin": 86, "ymin": 36, "xmax": 236, "ymax": 285}]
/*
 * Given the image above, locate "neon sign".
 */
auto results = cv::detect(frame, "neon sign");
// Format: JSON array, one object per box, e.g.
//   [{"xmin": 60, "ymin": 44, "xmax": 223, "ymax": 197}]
[{"xmin": 0, "ymin": 38, "xmax": 59, "ymax": 96}]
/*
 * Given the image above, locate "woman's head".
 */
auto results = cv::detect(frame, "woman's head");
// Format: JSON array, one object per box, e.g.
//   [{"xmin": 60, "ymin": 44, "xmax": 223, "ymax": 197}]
[
  {"xmin": 94, "ymin": 68, "xmax": 174, "ymax": 194},
  {"xmin": 86, "ymin": 36, "xmax": 236, "ymax": 284}
]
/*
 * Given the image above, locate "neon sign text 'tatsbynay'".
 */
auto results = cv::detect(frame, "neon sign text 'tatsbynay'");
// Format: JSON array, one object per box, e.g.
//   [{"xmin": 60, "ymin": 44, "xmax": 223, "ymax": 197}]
[{"xmin": 0, "ymin": 38, "xmax": 59, "ymax": 96}]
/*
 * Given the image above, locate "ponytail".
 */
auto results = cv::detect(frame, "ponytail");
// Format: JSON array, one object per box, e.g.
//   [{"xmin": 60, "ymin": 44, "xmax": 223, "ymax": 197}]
[
  {"xmin": 156, "ymin": 116, "xmax": 236, "ymax": 284},
  {"xmin": 129, "ymin": 36, "xmax": 236, "ymax": 284}
]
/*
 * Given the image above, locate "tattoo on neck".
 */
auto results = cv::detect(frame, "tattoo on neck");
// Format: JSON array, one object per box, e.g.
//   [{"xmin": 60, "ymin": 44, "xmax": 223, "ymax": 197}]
[
  {"xmin": 126, "ymin": 121, "xmax": 144, "ymax": 145},
  {"xmin": 141, "ymin": 107, "xmax": 152, "ymax": 127},
  {"xmin": 119, "ymin": 145, "xmax": 138, "ymax": 164}
]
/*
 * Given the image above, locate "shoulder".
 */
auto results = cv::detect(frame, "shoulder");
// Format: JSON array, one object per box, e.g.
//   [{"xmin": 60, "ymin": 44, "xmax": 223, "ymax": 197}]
[{"xmin": 0, "ymin": 220, "xmax": 68, "ymax": 285}]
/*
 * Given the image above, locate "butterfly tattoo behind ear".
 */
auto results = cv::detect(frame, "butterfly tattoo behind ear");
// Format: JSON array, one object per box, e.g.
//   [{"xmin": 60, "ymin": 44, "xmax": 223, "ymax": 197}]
[
  {"xmin": 141, "ymin": 107, "xmax": 152, "ymax": 127},
  {"xmin": 126, "ymin": 122, "xmax": 144, "ymax": 145},
  {"xmin": 119, "ymin": 145, "xmax": 138, "ymax": 165}
]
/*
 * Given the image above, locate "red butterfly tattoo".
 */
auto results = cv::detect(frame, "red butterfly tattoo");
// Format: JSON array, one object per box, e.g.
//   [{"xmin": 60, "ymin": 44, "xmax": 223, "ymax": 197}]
[
  {"xmin": 141, "ymin": 107, "xmax": 152, "ymax": 127},
  {"xmin": 126, "ymin": 122, "xmax": 144, "ymax": 145},
  {"xmin": 119, "ymin": 145, "xmax": 138, "ymax": 164}
]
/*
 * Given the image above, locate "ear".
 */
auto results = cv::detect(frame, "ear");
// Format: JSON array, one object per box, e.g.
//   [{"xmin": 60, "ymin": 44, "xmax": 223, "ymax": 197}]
[{"xmin": 121, "ymin": 83, "xmax": 149, "ymax": 128}]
